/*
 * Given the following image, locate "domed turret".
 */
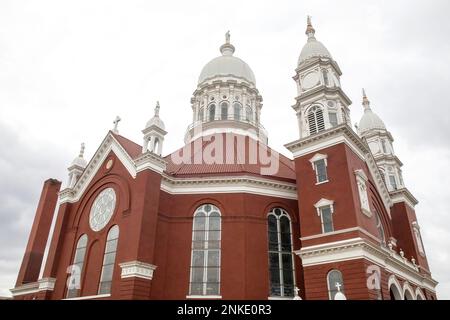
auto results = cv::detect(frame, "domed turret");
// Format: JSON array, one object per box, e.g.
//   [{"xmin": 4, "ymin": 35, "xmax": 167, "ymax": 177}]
[
  {"xmin": 198, "ymin": 31, "xmax": 256, "ymax": 85},
  {"xmin": 358, "ymin": 89, "xmax": 386, "ymax": 134},
  {"xmin": 186, "ymin": 32, "xmax": 266, "ymax": 144},
  {"xmin": 70, "ymin": 143, "xmax": 87, "ymax": 168},
  {"xmin": 298, "ymin": 16, "xmax": 332, "ymax": 66}
]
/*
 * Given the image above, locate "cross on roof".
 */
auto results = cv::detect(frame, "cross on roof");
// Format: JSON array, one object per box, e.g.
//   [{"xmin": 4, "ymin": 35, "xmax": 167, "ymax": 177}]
[
  {"xmin": 113, "ymin": 116, "xmax": 121, "ymax": 133},
  {"xmin": 335, "ymin": 282, "xmax": 342, "ymax": 292}
]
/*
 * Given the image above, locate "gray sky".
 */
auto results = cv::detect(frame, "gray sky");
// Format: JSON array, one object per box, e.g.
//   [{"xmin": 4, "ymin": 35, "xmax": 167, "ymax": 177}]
[{"xmin": 1, "ymin": 0, "xmax": 449, "ymax": 298}]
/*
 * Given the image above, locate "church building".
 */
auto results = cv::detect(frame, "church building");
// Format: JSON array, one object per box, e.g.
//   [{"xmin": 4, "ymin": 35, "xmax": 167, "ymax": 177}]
[{"xmin": 11, "ymin": 17, "xmax": 437, "ymax": 300}]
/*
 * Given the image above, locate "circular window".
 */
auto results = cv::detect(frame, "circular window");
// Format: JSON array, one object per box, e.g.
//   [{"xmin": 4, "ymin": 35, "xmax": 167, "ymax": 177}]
[{"xmin": 89, "ymin": 188, "xmax": 116, "ymax": 232}]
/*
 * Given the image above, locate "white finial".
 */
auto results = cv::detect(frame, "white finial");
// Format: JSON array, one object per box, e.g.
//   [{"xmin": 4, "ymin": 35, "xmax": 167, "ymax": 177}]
[
  {"xmin": 334, "ymin": 282, "xmax": 347, "ymax": 300},
  {"xmin": 335, "ymin": 282, "xmax": 342, "ymax": 292},
  {"xmin": 79, "ymin": 143, "xmax": 85, "ymax": 158},
  {"xmin": 225, "ymin": 30, "xmax": 230, "ymax": 44},
  {"xmin": 155, "ymin": 101, "xmax": 160, "ymax": 117},
  {"xmin": 362, "ymin": 88, "xmax": 371, "ymax": 110},
  {"xmin": 113, "ymin": 116, "xmax": 121, "ymax": 133},
  {"xmin": 306, "ymin": 15, "xmax": 316, "ymax": 39}
]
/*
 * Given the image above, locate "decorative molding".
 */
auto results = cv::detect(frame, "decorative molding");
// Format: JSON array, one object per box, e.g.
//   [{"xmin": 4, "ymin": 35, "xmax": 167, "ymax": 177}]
[
  {"xmin": 10, "ymin": 282, "xmax": 39, "ymax": 297},
  {"xmin": 10, "ymin": 277, "xmax": 56, "ymax": 297},
  {"xmin": 308, "ymin": 153, "xmax": 328, "ymax": 169},
  {"xmin": 300, "ymin": 226, "xmax": 380, "ymax": 243},
  {"xmin": 295, "ymin": 237, "xmax": 438, "ymax": 292},
  {"xmin": 314, "ymin": 198, "xmax": 334, "ymax": 216},
  {"xmin": 160, "ymin": 174, "xmax": 298, "ymax": 200},
  {"xmin": 59, "ymin": 132, "xmax": 165, "ymax": 204},
  {"xmin": 119, "ymin": 261, "xmax": 157, "ymax": 280},
  {"xmin": 38, "ymin": 277, "xmax": 56, "ymax": 291},
  {"xmin": 390, "ymin": 188, "xmax": 419, "ymax": 208}
]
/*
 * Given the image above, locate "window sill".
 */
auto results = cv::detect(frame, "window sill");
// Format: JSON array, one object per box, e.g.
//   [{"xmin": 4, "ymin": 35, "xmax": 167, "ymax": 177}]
[
  {"xmin": 186, "ymin": 295, "xmax": 222, "ymax": 299},
  {"xmin": 315, "ymin": 180, "xmax": 329, "ymax": 185},
  {"xmin": 268, "ymin": 296, "xmax": 294, "ymax": 300},
  {"xmin": 63, "ymin": 293, "xmax": 111, "ymax": 300}
]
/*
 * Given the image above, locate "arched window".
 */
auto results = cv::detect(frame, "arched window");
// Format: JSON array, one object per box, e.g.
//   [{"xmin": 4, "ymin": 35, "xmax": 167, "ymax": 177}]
[
  {"xmin": 233, "ymin": 102, "xmax": 242, "ymax": 121},
  {"xmin": 375, "ymin": 212, "xmax": 386, "ymax": 245},
  {"xmin": 245, "ymin": 106, "xmax": 253, "ymax": 122},
  {"xmin": 307, "ymin": 106, "xmax": 325, "ymax": 135},
  {"xmin": 199, "ymin": 107, "xmax": 204, "ymax": 121},
  {"xmin": 327, "ymin": 269, "xmax": 345, "ymax": 300},
  {"xmin": 153, "ymin": 138, "xmax": 160, "ymax": 153},
  {"xmin": 66, "ymin": 234, "xmax": 88, "ymax": 298},
  {"xmin": 189, "ymin": 204, "xmax": 221, "ymax": 296},
  {"xmin": 98, "ymin": 225, "xmax": 119, "ymax": 295},
  {"xmin": 221, "ymin": 102, "xmax": 228, "ymax": 120},
  {"xmin": 268, "ymin": 208, "xmax": 295, "ymax": 297},
  {"xmin": 208, "ymin": 104, "xmax": 216, "ymax": 121}
]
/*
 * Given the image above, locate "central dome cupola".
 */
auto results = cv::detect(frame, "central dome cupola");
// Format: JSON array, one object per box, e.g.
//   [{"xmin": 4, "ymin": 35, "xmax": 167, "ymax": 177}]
[{"xmin": 186, "ymin": 32, "xmax": 267, "ymax": 144}]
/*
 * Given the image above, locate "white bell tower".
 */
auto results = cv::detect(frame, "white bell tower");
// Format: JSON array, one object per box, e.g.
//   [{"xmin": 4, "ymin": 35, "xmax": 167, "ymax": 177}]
[
  {"xmin": 142, "ymin": 101, "xmax": 167, "ymax": 156},
  {"xmin": 67, "ymin": 143, "xmax": 87, "ymax": 188},
  {"xmin": 293, "ymin": 16, "xmax": 352, "ymax": 139},
  {"xmin": 357, "ymin": 90, "xmax": 405, "ymax": 192}
]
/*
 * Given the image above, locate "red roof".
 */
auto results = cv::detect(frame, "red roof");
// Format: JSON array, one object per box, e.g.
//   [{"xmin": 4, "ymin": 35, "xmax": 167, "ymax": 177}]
[
  {"xmin": 164, "ymin": 133, "xmax": 296, "ymax": 182},
  {"xmin": 112, "ymin": 132, "xmax": 296, "ymax": 183}
]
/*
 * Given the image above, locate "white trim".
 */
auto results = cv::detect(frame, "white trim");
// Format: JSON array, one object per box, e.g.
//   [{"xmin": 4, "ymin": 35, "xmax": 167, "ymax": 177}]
[
  {"xmin": 315, "ymin": 180, "xmax": 329, "ymax": 185},
  {"xmin": 296, "ymin": 237, "xmax": 437, "ymax": 292},
  {"xmin": 186, "ymin": 295, "xmax": 222, "ymax": 299},
  {"xmin": 160, "ymin": 175, "xmax": 297, "ymax": 200},
  {"xmin": 59, "ymin": 133, "xmax": 165, "ymax": 204},
  {"xmin": 64, "ymin": 293, "xmax": 111, "ymax": 300},
  {"xmin": 403, "ymin": 282, "xmax": 415, "ymax": 300},
  {"xmin": 10, "ymin": 282, "xmax": 39, "ymax": 297},
  {"xmin": 388, "ymin": 275, "xmax": 404, "ymax": 300},
  {"xmin": 314, "ymin": 198, "xmax": 334, "ymax": 216},
  {"xmin": 309, "ymin": 153, "xmax": 328, "ymax": 169},
  {"xmin": 300, "ymin": 226, "xmax": 380, "ymax": 243},
  {"xmin": 38, "ymin": 278, "xmax": 56, "ymax": 291},
  {"xmin": 415, "ymin": 287, "xmax": 426, "ymax": 300},
  {"xmin": 119, "ymin": 261, "xmax": 157, "ymax": 280}
]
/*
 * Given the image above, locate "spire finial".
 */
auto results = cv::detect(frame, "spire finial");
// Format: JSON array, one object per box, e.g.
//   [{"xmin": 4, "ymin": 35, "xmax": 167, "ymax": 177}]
[
  {"xmin": 79, "ymin": 143, "xmax": 85, "ymax": 158},
  {"xmin": 306, "ymin": 15, "xmax": 316, "ymax": 39},
  {"xmin": 113, "ymin": 116, "xmax": 121, "ymax": 134},
  {"xmin": 155, "ymin": 101, "xmax": 160, "ymax": 117},
  {"xmin": 220, "ymin": 30, "xmax": 235, "ymax": 56},
  {"xmin": 362, "ymin": 88, "xmax": 371, "ymax": 110}
]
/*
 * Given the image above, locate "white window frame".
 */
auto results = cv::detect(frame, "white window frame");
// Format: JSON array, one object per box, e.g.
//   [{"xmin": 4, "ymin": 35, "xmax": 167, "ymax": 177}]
[
  {"xmin": 188, "ymin": 204, "xmax": 222, "ymax": 297},
  {"xmin": 327, "ymin": 269, "xmax": 345, "ymax": 300},
  {"xmin": 309, "ymin": 153, "xmax": 329, "ymax": 185},
  {"xmin": 355, "ymin": 169, "xmax": 371, "ymax": 217},
  {"xmin": 267, "ymin": 208, "xmax": 296, "ymax": 299},
  {"xmin": 314, "ymin": 198, "xmax": 334, "ymax": 233}
]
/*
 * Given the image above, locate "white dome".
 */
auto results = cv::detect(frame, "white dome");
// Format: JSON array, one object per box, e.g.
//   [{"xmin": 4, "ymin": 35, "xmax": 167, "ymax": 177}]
[
  {"xmin": 146, "ymin": 116, "xmax": 165, "ymax": 131},
  {"xmin": 71, "ymin": 156, "xmax": 87, "ymax": 168},
  {"xmin": 198, "ymin": 42, "xmax": 256, "ymax": 85},
  {"xmin": 334, "ymin": 291, "xmax": 347, "ymax": 300},
  {"xmin": 359, "ymin": 108, "xmax": 386, "ymax": 133},
  {"xmin": 298, "ymin": 38, "xmax": 332, "ymax": 66}
]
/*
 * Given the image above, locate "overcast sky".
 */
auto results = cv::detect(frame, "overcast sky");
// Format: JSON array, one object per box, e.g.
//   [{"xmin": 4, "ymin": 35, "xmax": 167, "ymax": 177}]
[{"xmin": 1, "ymin": 0, "xmax": 449, "ymax": 299}]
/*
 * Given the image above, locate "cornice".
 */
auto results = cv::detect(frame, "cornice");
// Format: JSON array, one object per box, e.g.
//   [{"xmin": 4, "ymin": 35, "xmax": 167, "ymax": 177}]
[
  {"xmin": 390, "ymin": 188, "xmax": 419, "ymax": 208},
  {"xmin": 293, "ymin": 85, "xmax": 352, "ymax": 107},
  {"xmin": 160, "ymin": 174, "xmax": 297, "ymax": 200},
  {"xmin": 296, "ymin": 237, "xmax": 437, "ymax": 292}
]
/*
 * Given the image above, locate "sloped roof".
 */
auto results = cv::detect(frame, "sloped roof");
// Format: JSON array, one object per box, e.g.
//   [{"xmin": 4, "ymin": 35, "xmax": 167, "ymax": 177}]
[
  {"xmin": 111, "ymin": 132, "xmax": 296, "ymax": 183},
  {"xmin": 164, "ymin": 133, "xmax": 296, "ymax": 182}
]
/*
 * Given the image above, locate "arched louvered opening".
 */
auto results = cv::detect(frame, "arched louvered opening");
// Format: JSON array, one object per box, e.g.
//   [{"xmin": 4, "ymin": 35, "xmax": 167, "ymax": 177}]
[{"xmin": 308, "ymin": 106, "xmax": 325, "ymax": 135}]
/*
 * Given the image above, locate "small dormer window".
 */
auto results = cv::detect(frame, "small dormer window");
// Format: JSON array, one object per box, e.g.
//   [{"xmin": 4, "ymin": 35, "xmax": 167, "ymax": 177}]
[
  {"xmin": 308, "ymin": 106, "xmax": 325, "ymax": 135},
  {"xmin": 314, "ymin": 199, "xmax": 334, "ymax": 233},
  {"xmin": 309, "ymin": 153, "xmax": 328, "ymax": 184},
  {"xmin": 208, "ymin": 104, "xmax": 216, "ymax": 121},
  {"xmin": 221, "ymin": 102, "xmax": 228, "ymax": 120},
  {"xmin": 233, "ymin": 102, "xmax": 242, "ymax": 121}
]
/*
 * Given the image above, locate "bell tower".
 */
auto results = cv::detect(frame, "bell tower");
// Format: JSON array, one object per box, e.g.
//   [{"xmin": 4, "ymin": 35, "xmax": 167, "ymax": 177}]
[{"xmin": 293, "ymin": 16, "xmax": 352, "ymax": 139}]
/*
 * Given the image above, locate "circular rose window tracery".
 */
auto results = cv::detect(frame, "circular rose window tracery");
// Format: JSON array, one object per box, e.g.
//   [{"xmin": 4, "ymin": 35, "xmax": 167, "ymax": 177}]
[{"xmin": 89, "ymin": 188, "xmax": 116, "ymax": 232}]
